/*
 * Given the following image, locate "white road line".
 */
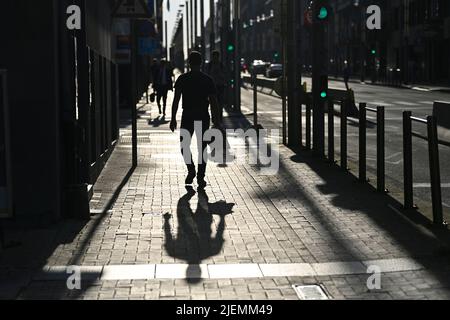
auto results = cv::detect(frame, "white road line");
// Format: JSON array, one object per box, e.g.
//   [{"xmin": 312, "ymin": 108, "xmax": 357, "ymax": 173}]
[
  {"xmin": 413, "ymin": 183, "xmax": 450, "ymax": 188},
  {"xmin": 394, "ymin": 101, "xmax": 420, "ymax": 106},
  {"xmin": 418, "ymin": 101, "xmax": 434, "ymax": 105},
  {"xmin": 35, "ymin": 258, "xmax": 425, "ymax": 281},
  {"xmin": 367, "ymin": 102, "xmax": 395, "ymax": 107}
]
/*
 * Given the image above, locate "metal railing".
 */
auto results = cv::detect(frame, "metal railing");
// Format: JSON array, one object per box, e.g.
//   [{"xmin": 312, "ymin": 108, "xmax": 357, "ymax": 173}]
[
  {"xmin": 403, "ymin": 112, "xmax": 444, "ymax": 225},
  {"xmin": 245, "ymin": 77, "xmax": 446, "ymax": 226},
  {"xmin": 302, "ymin": 96, "xmax": 445, "ymax": 227},
  {"xmin": 327, "ymin": 101, "xmax": 348, "ymax": 169},
  {"xmin": 360, "ymin": 105, "xmax": 386, "ymax": 193}
]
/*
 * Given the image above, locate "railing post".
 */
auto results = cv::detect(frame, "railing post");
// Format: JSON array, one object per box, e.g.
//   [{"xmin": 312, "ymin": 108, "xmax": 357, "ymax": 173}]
[
  {"xmin": 253, "ymin": 71, "xmax": 258, "ymax": 128},
  {"xmin": 403, "ymin": 111, "xmax": 414, "ymax": 209},
  {"xmin": 306, "ymin": 101, "xmax": 311, "ymax": 150},
  {"xmin": 340, "ymin": 100, "xmax": 348, "ymax": 170},
  {"xmin": 427, "ymin": 116, "xmax": 444, "ymax": 226},
  {"xmin": 359, "ymin": 103, "xmax": 367, "ymax": 182},
  {"xmin": 328, "ymin": 100, "xmax": 335, "ymax": 163},
  {"xmin": 377, "ymin": 106, "xmax": 385, "ymax": 193}
]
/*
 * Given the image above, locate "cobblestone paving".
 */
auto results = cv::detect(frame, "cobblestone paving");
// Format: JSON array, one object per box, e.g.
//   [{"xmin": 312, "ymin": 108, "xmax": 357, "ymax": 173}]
[{"xmin": 1, "ymin": 89, "xmax": 450, "ymax": 300}]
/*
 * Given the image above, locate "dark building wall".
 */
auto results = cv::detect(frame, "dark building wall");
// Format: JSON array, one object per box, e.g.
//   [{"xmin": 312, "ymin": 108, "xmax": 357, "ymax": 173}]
[
  {"xmin": 0, "ymin": 0, "xmax": 120, "ymax": 222},
  {"xmin": 0, "ymin": 1, "xmax": 61, "ymax": 220},
  {"xmin": 86, "ymin": 0, "xmax": 114, "ymax": 60}
]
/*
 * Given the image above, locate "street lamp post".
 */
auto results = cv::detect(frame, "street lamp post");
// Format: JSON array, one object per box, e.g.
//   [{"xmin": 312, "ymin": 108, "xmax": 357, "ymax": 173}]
[
  {"xmin": 200, "ymin": 0, "xmax": 206, "ymax": 61},
  {"xmin": 209, "ymin": 0, "xmax": 215, "ymax": 55},
  {"xmin": 233, "ymin": 0, "xmax": 241, "ymax": 112}
]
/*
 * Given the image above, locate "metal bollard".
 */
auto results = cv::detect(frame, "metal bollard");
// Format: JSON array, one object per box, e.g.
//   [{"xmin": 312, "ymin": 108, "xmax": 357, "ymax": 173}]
[
  {"xmin": 328, "ymin": 100, "xmax": 335, "ymax": 163},
  {"xmin": 253, "ymin": 72, "xmax": 258, "ymax": 128},
  {"xmin": 306, "ymin": 102, "xmax": 312, "ymax": 150},
  {"xmin": 377, "ymin": 106, "xmax": 386, "ymax": 193},
  {"xmin": 427, "ymin": 116, "xmax": 444, "ymax": 226},
  {"xmin": 340, "ymin": 100, "xmax": 348, "ymax": 170},
  {"xmin": 359, "ymin": 103, "xmax": 367, "ymax": 182},
  {"xmin": 403, "ymin": 111, "xmax": 414, "ymax": 209}
]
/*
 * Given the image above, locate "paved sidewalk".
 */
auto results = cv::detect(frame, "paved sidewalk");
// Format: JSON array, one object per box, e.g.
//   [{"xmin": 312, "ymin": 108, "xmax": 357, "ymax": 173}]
[{"xmin": 1, "ymin": 89, "xmax": 450, "ymax": 300}]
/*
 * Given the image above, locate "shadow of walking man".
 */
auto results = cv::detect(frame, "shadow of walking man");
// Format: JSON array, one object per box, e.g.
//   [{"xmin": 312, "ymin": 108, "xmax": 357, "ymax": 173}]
[{"xmin": 164, "ymin": 186, "xmax": 234, "ymax": 283}]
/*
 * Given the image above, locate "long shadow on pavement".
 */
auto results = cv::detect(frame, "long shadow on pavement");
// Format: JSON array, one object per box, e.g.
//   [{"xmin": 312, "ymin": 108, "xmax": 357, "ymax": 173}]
[
  {"xmin": 164, "ymin": 186, "xmax": 234, "ymax": 284},
  {"xmin": 225, "ymin": 104, "xmax": 450, "ymax": 291}
]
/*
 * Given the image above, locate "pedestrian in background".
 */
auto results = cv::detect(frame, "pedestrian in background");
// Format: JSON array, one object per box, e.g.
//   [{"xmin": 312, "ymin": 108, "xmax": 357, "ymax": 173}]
[
  {"xmin": 154, "ymin": 59, "xmax": 173, "ymax": 116},
  {"xmin": 207, "ymin": 50, "xmax": 226, "ymax": 121},
  {"xmin": 343, "ymin": 63, "xmax": 351, "ymax": 91}
]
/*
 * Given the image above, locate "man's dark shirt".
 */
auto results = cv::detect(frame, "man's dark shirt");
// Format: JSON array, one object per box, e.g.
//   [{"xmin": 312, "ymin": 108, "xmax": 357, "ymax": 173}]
[{"xmin": 175, "ymin": 71, "xmax": 217, "ymax": 120}]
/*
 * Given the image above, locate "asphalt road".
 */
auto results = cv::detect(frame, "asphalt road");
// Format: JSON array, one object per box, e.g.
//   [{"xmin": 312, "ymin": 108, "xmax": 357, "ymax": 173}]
[{"xmin": 240, "ymin": 76, "xmax": 450, "ymax": 222}]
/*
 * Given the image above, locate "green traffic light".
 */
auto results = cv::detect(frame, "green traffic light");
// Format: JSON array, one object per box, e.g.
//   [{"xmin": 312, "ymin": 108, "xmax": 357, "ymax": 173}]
[
  {"xmin": 318, "ymin": 7, "xmax": 328, "ymax": 20},
  {"xmin": 371, "ymin": 49, "xmax": 376, "ymax": 55},
  {"xmin": 320, "ymin": 91, "xmax": 327, "ymax": 98},
  {"xmin": 227, "ymin": 44, "xmax": 235, "ymax": 52}
]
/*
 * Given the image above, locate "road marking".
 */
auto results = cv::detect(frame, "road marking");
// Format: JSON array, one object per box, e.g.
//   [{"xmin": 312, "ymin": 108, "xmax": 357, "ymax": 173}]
[
  {"xmin": 418, "ymin": 101, "xmax": 434, "ymax": 105},
  {"xmin": 367, "ymin": 101, "xmax": 395, "ymax": 107},
  {"xmin": 35, "ymin": 258, "xmax": 425, "ymax": 281},
  {"xmin": 413, "ymin": 183, "xmax": 450, "ymax": 188},
  {"xmin": 394, "ymin": 101, "xmax": 420, "ymax": 106}
]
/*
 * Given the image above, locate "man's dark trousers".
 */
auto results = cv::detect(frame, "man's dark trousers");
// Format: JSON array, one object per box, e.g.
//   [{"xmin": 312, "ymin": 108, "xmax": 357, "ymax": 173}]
[{"xmin": 180, "ymin": 116, "xmax": 210, "ymax": 181}]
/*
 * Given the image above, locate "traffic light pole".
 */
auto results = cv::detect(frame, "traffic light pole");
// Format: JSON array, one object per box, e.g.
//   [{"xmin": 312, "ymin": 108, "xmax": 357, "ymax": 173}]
[
  {"xmin": 223, "ymin": 0, "xmax": 231, "ymax": 109},
  {"xmin": 312, "ymin": 0, "xmax": 329, "ymax": 157},
  {"xmin": 287, "ymin": 0, "xmax": 300, "ymax": 147},
  {"xmin": 200, "ymin": 0, "xmax": 206, "ymax": 60},
  {"xmin": 280, "ymin": 0, "xmax": 287, "ymax": 146},
  {"xmin": 209, "ymin": 0, "xmax": 215, "ymax": 55},
  {"xmin": 131, "ymin": 19, "xmax": 138, "ymax": 167},
  {"xmin": 233, "ymin": 0, "xmax": 241, "ymax": 112}
]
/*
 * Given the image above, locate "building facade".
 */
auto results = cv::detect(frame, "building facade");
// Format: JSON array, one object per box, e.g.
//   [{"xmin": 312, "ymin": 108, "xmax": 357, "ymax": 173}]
[
  {"xmin": 300, "ymin": 0, "xmax": 450, "ymax": 85},
  {"xmin": 0, "ymin": 0, "xmax": 163, "ymax": 224},
  {"xmin": 240, "ymin": 0, "xmax": 281, "ymax": 64}
]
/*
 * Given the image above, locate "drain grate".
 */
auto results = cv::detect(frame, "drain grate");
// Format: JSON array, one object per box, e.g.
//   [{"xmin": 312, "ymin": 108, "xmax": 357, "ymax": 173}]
[
  {"xmin": 120, "ymin": 136, "xmax": 151, "ymax": 144},
  {"xmin": 293, "ymin": 285, "xmax": 329, "ymax": 300}
]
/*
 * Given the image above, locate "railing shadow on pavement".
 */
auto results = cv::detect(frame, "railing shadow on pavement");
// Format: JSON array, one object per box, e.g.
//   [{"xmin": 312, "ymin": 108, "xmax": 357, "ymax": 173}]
[{"xmin": 224, "ymin": 95, "xmax": 450, "ymax": 292}]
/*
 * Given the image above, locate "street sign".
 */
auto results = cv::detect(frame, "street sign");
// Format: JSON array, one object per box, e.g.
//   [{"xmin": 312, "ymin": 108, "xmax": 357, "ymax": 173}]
[
  {"xmin": 112, "ymin": 0, "xmax": 152, "ymax": 19},
  {"xmin": 138, "ymin": 37, "xmax": 160, "ymax": 55}
]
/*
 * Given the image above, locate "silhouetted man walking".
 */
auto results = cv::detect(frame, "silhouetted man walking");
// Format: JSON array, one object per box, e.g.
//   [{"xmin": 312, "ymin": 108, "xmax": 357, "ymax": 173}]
[{"xmin": 170, "ymin": 51, "xmax": 221, "ymax": 189}]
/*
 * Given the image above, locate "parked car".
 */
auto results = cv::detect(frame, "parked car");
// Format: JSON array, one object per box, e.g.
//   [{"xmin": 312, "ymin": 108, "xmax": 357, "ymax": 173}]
[
  {"xmin": 251, "ymin": 60, "xmax": 268, "ymax": 75},
  {"xmin": 265, "ymin": 64, "xmax": 283, "ymax": 78}
]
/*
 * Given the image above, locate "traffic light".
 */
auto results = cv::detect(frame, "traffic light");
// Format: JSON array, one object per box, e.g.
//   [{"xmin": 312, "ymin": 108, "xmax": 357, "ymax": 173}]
[
  {"xmin": 313, "ymin": 1, "xmax": 332, "ymax": 23},
  {"xmin": 318, "ymin": 6, "xmax": 329, "ymax": 20},
  {"xmin": 319, "ymin": 75, "xmax": 328, "ymax": 100},
  {"xmin": 371, "ymin": 49, "xmax": 376, "ymax": 55},
  {"xmin": 227, "ymin": 44, "xmax": 235, "ymax": 52}
]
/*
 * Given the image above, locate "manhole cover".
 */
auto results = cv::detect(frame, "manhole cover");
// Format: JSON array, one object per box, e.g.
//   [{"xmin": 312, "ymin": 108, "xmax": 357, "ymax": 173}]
[{"xmin": 293, "ymin": 285, "xmax": 329, "ymax": 300}]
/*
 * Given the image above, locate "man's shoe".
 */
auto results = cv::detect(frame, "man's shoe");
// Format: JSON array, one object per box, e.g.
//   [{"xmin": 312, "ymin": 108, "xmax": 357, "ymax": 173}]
[
  {"xmin": 197, "ymin": 178, "xmax": 207, "ymax": 189},
  {"xmin": 185, "ymin": 171, "xmax": 196, "ymax": 185}
]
